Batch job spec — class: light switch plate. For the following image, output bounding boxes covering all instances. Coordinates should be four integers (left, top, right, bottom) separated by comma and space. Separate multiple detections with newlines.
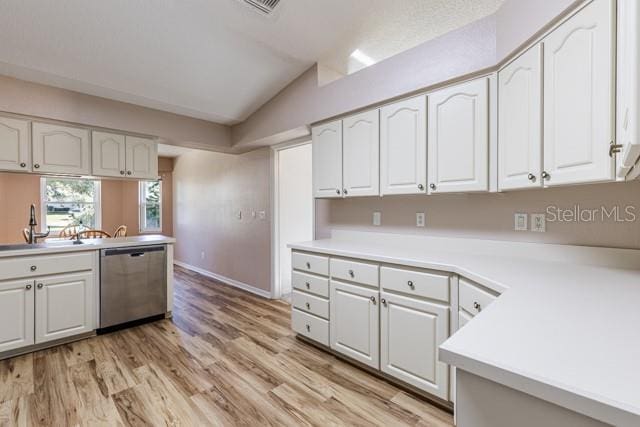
514, 213, 528, 231
258, 210, 266, 220
531, 213, 546, 232
416, 212, 425, 227
373, 211, 381, 226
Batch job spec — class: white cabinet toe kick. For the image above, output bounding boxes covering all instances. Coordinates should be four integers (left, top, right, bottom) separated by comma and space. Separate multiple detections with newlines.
290, 249, 494, 405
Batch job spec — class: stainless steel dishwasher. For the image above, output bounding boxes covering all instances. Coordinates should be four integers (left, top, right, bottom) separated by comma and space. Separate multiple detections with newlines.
99, 245, 167, 332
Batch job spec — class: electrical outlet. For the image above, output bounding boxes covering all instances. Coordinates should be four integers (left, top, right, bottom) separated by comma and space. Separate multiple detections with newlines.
531, 213, 546, 232
372, 211, 381, 226
416, 212, 425, 227
514, 213, 528, 231
258, 210, 266, 220
200, 251, 205, 260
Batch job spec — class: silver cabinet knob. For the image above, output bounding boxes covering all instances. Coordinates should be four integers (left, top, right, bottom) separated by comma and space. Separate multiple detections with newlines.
20, 162, 26, 168
305, 324, 310, 332
120, 170, 125, 175
348, 269, 354, 278
343, 188, 348, 195
418, 184, 424, 190
527, 173, 536, 182
305, 302, 310, 309
370, 296, 376, 304
305, 282, 310, 289
336, 189, 341, 195
541, 171, 550, 180
37, 283, 44, 289
430, 183, 436, 190
127, 171, 132, 176
473, 301, 481, 311
306, 262, 311, 269
30, 265, 37, 272
34, 164, 40, 169
26, 284, 32, 290
609, 142, 623, 157
407, 280, 414, 289
381, 298, 387, 306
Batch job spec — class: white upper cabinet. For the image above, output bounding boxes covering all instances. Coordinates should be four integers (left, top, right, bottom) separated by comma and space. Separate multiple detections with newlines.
428, 78, 489, 193
342, 110, 380, 197
0, 116, 31, 172
380, 96, 427, 195
312, 120, 343, 198
542, 0, 614, 186
32, 122, 90, 175
380, 292, 450, 400
125, 136, 158, 179
92, 131, 126, 178
498, 45, 543, 190
0, 279, 34, 353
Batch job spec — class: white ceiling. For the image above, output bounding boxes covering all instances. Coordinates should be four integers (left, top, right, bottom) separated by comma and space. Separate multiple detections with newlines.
0, 0, 503, 125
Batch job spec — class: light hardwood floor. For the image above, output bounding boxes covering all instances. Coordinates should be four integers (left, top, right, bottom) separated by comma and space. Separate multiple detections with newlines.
0, 265, 454, 426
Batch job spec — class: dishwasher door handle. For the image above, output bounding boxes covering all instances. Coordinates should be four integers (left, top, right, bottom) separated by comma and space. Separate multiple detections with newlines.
130, 253, 145, 257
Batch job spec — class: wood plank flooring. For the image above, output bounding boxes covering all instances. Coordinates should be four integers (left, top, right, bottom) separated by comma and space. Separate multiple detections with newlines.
0, 265, 454, 426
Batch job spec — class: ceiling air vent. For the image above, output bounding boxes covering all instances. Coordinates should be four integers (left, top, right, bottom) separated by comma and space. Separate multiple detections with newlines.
242, 0, 281, 15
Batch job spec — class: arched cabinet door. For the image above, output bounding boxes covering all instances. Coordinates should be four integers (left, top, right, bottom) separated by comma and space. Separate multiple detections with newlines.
312, 120, 343, 198
428, 78, 489, 193
126, 136, 158, 179
0, 116, 31, 172
92, 131, 126, 178
498, 44, 543, 191
380, 96, 427, 195
542, 0, 614, 186
32, 122, 90, 175
343, 109, 379, 197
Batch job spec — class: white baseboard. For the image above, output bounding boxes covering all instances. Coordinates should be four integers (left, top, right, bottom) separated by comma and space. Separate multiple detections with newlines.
174, 260, 273, 299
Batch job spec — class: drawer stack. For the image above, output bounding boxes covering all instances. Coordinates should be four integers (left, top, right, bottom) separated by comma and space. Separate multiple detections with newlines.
290, 252, 330, 345
458, 277, 498, 328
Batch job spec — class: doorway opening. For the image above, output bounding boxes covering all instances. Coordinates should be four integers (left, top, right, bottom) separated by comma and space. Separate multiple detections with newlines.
272, 141, 313, 300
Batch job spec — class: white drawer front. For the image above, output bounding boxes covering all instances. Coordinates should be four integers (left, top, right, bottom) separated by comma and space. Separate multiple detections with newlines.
458, 309, 473, 329
292, 308, 329, 346
459, 277, 498, 316
380, 266, 450, 302
292, 252, 329, 276
291, 271, 329, 298
330, 258, 379, 287
292, 290, 329, 319
0, 252, 94, 281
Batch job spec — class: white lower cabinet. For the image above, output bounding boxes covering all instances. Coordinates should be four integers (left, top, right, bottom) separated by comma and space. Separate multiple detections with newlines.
380, 292, 450, 400
330, 280, 379, 369
35, 272, 95, 344
0, 279, 35, 352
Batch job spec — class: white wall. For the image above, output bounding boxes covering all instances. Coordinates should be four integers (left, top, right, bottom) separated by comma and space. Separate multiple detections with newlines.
277, 144, 313, 295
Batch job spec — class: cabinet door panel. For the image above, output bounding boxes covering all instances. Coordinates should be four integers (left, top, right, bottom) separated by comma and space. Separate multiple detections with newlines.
498, 45, 543, 190
381, 292, 449, 400
35, 272, 94, 344
380, 96, 427, 195
0, 116, 30, 172
543, 0, 614, 186
92, 131, 126, 177
343, 110, 379, 197
32, 122, 90, 175
312, 121, 343, 198
0, 280, 34, 353
126, 136, 157, 179
330, 280, 379, 368
428, 78, 489, 193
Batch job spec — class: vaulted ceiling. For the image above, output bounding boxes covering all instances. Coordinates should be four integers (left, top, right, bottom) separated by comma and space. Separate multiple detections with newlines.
0, 0, 503, 125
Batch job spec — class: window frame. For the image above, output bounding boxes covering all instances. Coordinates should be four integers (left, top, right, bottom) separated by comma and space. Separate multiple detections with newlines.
138, 180, 162, 233
40, 177, 102, 235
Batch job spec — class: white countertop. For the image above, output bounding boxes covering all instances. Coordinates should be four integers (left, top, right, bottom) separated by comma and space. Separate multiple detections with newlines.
0, 235, 175, 258
289, 232, 640, 426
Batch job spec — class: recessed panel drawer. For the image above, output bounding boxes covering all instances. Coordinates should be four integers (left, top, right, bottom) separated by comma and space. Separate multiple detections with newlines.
291, 271, 329, 298
292, 290, 329, 319
292, 252, 329, 276
380, 266, 450, 302
292, 308, 329, 346
0, 252, 94, 281
330, 258, 379, 287
459, 277, 498, 316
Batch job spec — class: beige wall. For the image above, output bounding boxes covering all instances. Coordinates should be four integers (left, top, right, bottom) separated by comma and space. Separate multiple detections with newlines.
0, 157, 174, 243
318, 181, 640, 250
172, 148, 272, 292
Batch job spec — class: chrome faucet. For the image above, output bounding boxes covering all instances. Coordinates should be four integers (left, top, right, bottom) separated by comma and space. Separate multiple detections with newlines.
27, 204, 49, 244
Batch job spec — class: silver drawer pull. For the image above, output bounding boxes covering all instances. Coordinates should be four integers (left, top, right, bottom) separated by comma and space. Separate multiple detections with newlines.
381, 298, 387, 306
30, 265, 37, 272
348, 269, 354, 278
305, 302, 310, 309
37, 283, 43, 289
473, 301, 481, 311
306, 262, 311, 269
305, 282, 310, 289
370, 296, 376, 304
25, 284, 32, 290
407, 280, 414, 289
305, 324, 311, 332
